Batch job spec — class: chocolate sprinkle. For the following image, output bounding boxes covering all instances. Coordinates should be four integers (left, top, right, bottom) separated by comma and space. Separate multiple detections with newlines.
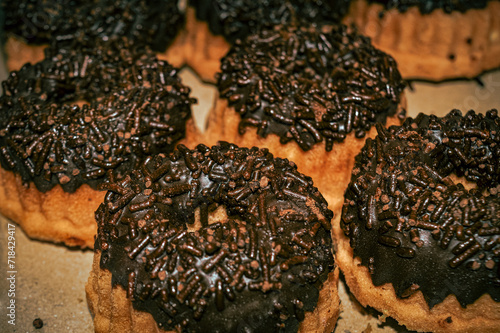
96, 142, 334, 332
3, 0, 183, 52
217, 23, 405, 151
190, 0, 351, 43
0, 36, 195, 193
342, 109, 500, 308
366, 0, 497, 14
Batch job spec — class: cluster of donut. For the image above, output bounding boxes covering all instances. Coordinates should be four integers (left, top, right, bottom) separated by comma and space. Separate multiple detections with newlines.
1, 1, 499, 332
5, 0, 500, 80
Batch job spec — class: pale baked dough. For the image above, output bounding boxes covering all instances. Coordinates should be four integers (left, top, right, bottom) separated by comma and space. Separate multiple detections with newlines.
0, 167, 101, 248
182, 7, 231, 83
343, 0, 500, 81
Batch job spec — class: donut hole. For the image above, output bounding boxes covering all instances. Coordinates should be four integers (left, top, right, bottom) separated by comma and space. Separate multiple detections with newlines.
447, 174, 478, 191
189, 204, 229, 233
73, 100, 90, 108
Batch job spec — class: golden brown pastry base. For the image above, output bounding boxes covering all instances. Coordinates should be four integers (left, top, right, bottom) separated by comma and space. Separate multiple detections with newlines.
183, 7, 230, 83
86, 250, 339, 333
0, 119, 199, 248
332, 215, 500, 333
344, 0, 500, 81
203, 97, 405, 219
0, 167, 101, 248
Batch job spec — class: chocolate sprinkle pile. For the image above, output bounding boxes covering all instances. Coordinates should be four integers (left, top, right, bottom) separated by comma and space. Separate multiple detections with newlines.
96, 143, 334, 332
3, 0, 183, 51
367, 0, 496, 14
342, 110, 500, 308
218, 23, 405, 152
190, 0, 351, 43
0, 37, 195, 193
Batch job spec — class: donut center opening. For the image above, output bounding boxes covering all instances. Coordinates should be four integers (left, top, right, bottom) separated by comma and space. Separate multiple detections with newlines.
447, 174, 478, 191
189, 205, 229, 233
74, 100, 90, 108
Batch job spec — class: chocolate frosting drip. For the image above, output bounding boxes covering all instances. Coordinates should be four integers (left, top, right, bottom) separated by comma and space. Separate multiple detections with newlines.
218, 23, 405, 152
96, 143, 334, 332
342, 109, 500, 308
190, 0, 351, 43
366, 0, 497, 14
0, 37, 195, 193
2, 0, 183, 51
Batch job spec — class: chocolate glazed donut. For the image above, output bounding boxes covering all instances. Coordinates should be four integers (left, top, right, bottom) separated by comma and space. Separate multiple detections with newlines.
0, 36, 196, 247
338, 110, 500, 332
87, 143, 339, 333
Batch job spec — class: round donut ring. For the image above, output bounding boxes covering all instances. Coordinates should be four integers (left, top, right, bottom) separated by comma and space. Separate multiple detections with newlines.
0, 36, 196, 247
87, 142, 339, 333
338, 110, 500, 332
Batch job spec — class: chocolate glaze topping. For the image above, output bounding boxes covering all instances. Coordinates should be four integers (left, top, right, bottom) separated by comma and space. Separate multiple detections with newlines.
96, 143, 334, 332
0, 37, 195, 193
342, 110, 500, 308
3, 0, 183, 51
218, 23, 405, 152
190, 0, 351, 43
366, 0, 496, 14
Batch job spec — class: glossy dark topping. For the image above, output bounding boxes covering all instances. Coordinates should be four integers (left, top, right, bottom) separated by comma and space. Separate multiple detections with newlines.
341, 109, 500, 308
218, 23, 405, 152
0, 37, 195, 193
366, 0, 496, 14
2, 0, 183, 51
190, 0, 351, 43
96, 143, 334, 332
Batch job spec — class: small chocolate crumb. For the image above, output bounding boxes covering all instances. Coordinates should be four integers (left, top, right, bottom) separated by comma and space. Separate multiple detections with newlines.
33, 318, 43, 329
